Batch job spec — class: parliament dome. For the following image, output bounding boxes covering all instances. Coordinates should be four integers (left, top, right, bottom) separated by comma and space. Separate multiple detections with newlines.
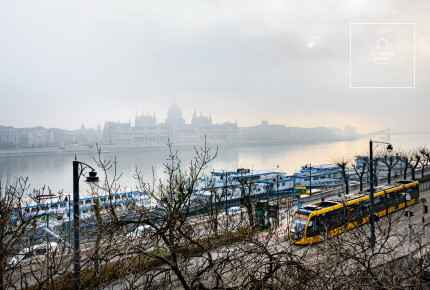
166, 103, 185, 126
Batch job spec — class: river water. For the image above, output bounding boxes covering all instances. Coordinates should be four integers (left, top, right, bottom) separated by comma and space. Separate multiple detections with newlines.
1, 133, 429, 194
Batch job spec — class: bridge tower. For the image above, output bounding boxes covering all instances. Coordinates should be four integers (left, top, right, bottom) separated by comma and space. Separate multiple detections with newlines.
386, 127, 391, 143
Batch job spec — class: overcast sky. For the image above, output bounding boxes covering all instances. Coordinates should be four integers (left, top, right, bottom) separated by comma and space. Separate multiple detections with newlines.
0, 0, 429, 133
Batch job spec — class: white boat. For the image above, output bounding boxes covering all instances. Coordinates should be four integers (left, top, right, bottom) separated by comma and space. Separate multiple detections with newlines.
13, 189, 153, 227
293, 164, 344, 188
194, 168, 295, 202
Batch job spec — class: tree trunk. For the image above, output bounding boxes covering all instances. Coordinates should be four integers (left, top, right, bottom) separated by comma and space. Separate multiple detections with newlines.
93, 200, 102, 277
210, 193, 218, 237
345, 180, 349, 195
387, 168, 391, 184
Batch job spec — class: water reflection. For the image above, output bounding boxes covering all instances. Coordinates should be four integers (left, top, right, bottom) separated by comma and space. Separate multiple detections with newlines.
1, 133, 429, 194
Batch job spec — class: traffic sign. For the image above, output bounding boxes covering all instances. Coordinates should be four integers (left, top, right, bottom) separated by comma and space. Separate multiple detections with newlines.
421, 198, 427, 204
404, 210, 414, 217
298, 201, 302, 209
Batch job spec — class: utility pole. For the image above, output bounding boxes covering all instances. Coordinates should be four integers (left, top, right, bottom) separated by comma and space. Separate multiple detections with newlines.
369, 139, 393, 248
369, 140, 376, 248
407, 193, 412, 243
408, 209, 412, 243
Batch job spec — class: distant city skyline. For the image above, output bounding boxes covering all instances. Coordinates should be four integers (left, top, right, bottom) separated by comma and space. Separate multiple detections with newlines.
0, 103, 360, 133
0, 103, 360, 150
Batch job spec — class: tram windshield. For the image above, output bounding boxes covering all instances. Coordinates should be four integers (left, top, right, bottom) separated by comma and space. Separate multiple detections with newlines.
291, 212, 309, 234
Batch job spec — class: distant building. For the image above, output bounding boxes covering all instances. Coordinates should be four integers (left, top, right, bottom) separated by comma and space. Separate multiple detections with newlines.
239, 121, 345, 143
0, 104, 358, 150
103, 104, 239, 146
135, 111, 157, 127
344, 125, 359, 140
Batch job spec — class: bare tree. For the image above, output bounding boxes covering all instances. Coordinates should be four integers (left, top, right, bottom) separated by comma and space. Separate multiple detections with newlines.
380, 153, 399, 184
125, 140, 222, 289
90, 145, 124, 277
351, 155, 368, 192
14, 143, 430, 289
332, 155, 351, 194
419, 146, 430, 178
1, 177, 69, 290
0, 176, 36, 290
410, 150, 421, 180
237, 175, 257, 228
398, 150, 413, 180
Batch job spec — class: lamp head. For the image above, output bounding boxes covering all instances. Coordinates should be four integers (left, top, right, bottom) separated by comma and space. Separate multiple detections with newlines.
386, 144, 393, 153
86, 170, 99, 183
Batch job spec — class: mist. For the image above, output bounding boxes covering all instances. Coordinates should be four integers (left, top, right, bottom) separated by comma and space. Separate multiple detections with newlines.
0, 0, 429, 133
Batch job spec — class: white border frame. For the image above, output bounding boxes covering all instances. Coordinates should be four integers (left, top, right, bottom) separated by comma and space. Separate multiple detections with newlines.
350, 23, 415, 89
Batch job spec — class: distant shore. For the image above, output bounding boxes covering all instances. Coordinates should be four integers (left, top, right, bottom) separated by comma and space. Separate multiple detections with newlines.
0, 138, 357, 157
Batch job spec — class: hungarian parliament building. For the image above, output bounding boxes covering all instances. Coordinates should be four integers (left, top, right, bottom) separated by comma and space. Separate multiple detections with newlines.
0, 104, 357, 149
104, 104, 239, 145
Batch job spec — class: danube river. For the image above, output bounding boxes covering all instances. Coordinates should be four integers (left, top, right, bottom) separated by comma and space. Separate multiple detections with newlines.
1, 133, 430, 194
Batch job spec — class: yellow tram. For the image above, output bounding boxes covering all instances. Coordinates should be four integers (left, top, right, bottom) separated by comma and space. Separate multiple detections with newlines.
290, 180, 420, 245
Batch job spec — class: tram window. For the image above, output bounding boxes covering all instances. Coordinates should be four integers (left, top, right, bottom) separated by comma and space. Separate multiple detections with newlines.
306, 217, 319, 237
374, 197, 384, 212
347, 205, 359, 221
390, 192, 397, 206
317, 215, 330, 233
411, 186, 419, 199
323, 212, 338, 230
336, 209, 347, 227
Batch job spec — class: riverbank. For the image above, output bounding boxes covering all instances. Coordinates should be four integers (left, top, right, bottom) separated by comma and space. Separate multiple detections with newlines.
0, 138, 357, 157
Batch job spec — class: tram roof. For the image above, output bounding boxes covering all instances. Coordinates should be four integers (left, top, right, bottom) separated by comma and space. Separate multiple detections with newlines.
297, 180, 419, 215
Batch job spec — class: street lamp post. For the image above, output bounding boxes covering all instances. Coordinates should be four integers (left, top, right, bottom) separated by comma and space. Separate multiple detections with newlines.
369, 139, 393, 248
223, 171, 228, 215
73, 157, 99, 290
304, 164, 312, 194
274, 174, 282, 227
